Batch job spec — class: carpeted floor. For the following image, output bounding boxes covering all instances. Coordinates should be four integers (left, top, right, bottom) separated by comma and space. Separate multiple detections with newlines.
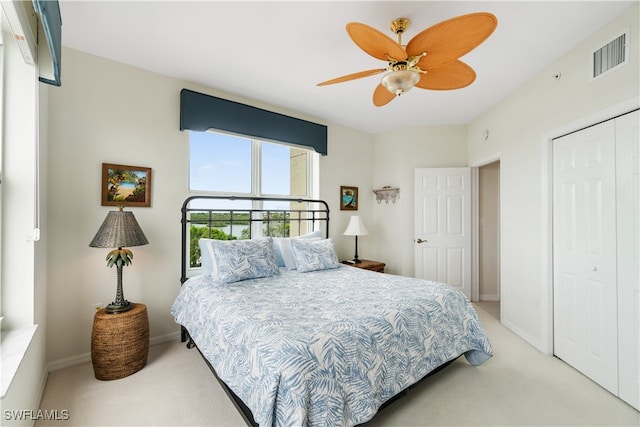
36, 303, 639, 426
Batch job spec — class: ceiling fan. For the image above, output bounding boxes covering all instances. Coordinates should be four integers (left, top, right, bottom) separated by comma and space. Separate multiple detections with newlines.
317, 12, 498, 106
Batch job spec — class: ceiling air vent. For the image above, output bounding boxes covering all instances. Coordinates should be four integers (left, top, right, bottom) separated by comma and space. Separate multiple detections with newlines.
592, 30, 629, 80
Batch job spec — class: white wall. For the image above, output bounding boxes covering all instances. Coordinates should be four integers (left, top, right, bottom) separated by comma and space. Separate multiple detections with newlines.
371, 126, 468, 276
45, 48, 375, 366
467, 4, 639, 352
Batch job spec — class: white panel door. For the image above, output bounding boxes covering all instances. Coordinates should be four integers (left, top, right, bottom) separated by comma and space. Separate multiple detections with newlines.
615, 110, 639, 410
553, 120, 618, 395
415, 168, 471, 297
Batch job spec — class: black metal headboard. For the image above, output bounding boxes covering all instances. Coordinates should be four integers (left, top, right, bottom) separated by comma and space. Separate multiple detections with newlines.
180, 195, 330, 284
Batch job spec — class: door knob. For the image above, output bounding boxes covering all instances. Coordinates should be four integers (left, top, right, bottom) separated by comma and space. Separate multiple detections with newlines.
415, 238, 428, 244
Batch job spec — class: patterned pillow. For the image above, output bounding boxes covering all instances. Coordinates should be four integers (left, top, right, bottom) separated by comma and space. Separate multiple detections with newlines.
290, 238, 341, 273
212, 237, 280, 284
273, 229, 322, 269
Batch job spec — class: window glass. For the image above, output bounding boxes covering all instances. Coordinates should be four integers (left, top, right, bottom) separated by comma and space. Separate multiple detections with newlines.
189, 130, 311, 196
189, 131, 251, 193
261, 141, 289, 195
261, 142, 308, 196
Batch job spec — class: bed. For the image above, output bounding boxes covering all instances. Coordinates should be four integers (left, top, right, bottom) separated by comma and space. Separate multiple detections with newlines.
171, 196, 493, 426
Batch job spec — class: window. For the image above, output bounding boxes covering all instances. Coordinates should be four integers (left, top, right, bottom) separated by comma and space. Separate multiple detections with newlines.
0, 11, 40, 330
189, 130, 311, 197
0, 14, 43, 399
187, 130, 318, 270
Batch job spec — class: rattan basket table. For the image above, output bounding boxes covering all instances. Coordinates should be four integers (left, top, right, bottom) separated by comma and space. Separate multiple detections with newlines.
91, 303, 149, 380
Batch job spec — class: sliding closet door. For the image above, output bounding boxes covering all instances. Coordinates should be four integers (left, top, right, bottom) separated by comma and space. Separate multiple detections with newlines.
615, 110, 639, 410
553, 119, 618, 395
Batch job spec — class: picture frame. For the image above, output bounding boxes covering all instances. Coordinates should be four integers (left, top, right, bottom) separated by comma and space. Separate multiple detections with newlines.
340, 186, 358, 211
101, 163, 152, 207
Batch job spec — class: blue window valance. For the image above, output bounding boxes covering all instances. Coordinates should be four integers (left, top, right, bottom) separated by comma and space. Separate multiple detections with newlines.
180, 89, 327, 156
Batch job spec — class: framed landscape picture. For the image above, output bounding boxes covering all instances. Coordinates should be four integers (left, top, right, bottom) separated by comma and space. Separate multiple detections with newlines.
101, 163, 152, 207
340, 186, 358, 210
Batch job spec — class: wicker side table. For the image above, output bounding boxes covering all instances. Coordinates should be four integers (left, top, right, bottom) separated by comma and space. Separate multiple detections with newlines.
91, 303, 149, 380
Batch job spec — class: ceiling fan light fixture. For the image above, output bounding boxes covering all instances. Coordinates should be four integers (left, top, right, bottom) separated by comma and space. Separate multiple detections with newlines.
319, 13, 497, 106
381, 70, 420, 95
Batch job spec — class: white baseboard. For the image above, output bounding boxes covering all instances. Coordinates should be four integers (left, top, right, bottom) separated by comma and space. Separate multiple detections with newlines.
502, 317, 546, 354
47, 352, 91, 372
47, 331, 182, 372
36, 363, 49, 417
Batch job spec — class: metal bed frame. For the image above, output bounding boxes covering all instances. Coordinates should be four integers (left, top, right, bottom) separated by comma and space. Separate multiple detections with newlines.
179, 195, 330, 426
177, 195, 456, 426
180, 195, 330, 284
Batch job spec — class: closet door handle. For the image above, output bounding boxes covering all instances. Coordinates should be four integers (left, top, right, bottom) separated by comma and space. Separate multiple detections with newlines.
415, 238, 428, 244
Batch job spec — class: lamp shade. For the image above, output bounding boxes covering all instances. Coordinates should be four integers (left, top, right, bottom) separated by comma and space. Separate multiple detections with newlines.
381, 70, 420, 96
89, 210, 149, 248
343, 216, 369, 236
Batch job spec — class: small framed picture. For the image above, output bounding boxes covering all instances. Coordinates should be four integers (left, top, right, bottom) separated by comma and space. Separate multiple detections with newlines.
101, 163, 152, 207
340, 186, 358, 211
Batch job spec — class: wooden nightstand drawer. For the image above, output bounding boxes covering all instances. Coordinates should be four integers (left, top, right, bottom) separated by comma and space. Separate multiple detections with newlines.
342, 259, 385, 273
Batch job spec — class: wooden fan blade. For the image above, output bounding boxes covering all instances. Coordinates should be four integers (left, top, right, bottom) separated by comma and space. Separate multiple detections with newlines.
317, 69, 386, 86
346, 22, 406, 61
415, 60, 476, 90
406, 12, 497, 69
373, 84, 396, 107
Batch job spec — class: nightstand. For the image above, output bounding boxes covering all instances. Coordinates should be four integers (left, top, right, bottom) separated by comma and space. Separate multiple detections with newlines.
342, 259, 385, 273
91, 303, 149, 380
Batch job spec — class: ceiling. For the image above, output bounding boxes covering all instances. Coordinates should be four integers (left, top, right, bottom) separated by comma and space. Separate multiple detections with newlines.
58, 1, 636, 134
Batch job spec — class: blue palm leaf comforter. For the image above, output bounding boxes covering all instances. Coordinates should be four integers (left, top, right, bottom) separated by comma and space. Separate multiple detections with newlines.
171, 266, 492, 426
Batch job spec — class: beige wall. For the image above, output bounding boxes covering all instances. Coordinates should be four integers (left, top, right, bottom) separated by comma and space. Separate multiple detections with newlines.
46, 48, 185, 365
479, 161, 500, 300
320, 124, 374, 258
371, 126, 468, 276
467, 4, 639, 352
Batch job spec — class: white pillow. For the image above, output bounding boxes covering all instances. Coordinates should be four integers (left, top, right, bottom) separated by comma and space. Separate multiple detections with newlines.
198, 238, 219, 280
290, 238, 341, 273
272, 229, 322, 269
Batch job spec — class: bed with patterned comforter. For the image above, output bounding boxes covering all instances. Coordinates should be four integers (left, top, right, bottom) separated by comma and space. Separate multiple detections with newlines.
171, 264, 492, 427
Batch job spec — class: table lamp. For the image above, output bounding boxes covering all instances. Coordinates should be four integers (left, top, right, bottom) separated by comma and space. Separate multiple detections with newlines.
343, 215, 368, 263
89, 206, 149, 313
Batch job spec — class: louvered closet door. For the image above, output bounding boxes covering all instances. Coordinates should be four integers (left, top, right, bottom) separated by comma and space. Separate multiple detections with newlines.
553, 120, 618, 395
